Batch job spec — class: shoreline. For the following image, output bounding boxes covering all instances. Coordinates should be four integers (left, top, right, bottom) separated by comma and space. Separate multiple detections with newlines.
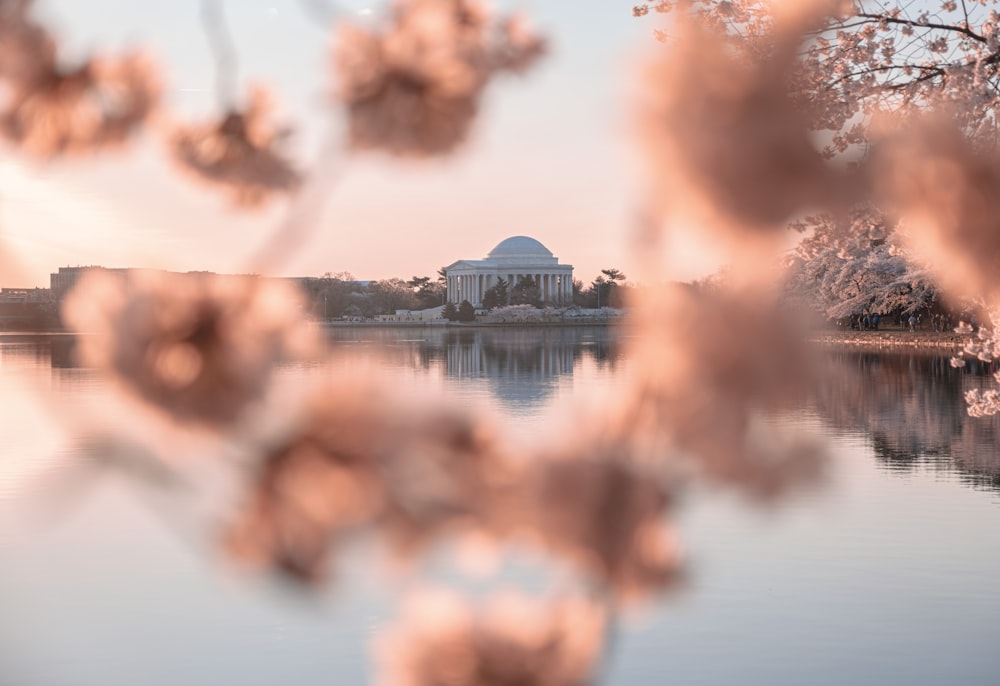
1, 324, 974, 352
809, 329, 967, 353
321, 320, 617, 329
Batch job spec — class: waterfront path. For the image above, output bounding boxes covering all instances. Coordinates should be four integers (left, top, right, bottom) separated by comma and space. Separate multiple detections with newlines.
810, 329, 968, 352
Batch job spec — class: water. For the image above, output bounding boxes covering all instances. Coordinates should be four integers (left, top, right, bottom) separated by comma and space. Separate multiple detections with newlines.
1, 330, 998, 686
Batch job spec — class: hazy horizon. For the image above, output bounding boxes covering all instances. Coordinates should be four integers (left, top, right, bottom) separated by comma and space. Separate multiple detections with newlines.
0, 0, 722, 291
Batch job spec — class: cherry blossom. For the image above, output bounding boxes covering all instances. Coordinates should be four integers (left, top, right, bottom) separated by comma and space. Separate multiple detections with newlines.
510, 454, 682, 599
376, 591, 604, 686
62, 269, 318, 428
634, 2, 857, 241
223, 374, 510, 583
170, 87, 301, 207
332, 0, 546, 157
785, 206, 940, 320
618, 283, 826, 499
0, 1, 159, 157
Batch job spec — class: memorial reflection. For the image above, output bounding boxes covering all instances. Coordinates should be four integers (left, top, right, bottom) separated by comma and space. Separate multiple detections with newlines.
441, 328, 619, 408
816, 351, 1000, 491
324, 325, 620, 409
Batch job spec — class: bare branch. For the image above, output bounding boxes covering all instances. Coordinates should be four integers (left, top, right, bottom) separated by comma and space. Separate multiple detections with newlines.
200, 0, 238, 109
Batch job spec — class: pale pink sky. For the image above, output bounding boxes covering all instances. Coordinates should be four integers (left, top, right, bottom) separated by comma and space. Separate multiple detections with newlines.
0, 0, 719, 289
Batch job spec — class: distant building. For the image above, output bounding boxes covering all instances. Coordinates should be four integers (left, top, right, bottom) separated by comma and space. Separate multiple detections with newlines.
48, 267, 315, 318
50, 266, 309, 301
444, 236, 573, 307
374, 306, 446, 322
0, 287, 51, 303
50, 266, 128, 300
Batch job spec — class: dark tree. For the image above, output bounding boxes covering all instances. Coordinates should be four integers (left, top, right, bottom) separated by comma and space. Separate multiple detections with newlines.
482, 277, 509, 310
369, 278, 418, 314
591, 269, 627, 308
510, 275, 542, 307
409, 275, 445, 309
601, 268, 626, 283
457, 300, 476, 322
320, 277, 357, 319
441, 300, 459, 321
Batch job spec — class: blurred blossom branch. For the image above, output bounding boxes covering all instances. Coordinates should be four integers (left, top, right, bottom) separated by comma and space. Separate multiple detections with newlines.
62, 269, 320, 428
635, 0, 1000, 417
169, 86, 304, 208
0, 0, 160, 157
376, 591, 606, 686
17, 0, 1000, 684
332, 0, 546, 157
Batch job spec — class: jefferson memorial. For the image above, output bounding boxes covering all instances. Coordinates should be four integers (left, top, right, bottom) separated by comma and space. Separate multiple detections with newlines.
444, 236, 574, 307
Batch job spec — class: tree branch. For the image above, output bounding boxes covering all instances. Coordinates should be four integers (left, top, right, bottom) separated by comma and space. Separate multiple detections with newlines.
855, 12, 986, 44
200, 0, 238, 109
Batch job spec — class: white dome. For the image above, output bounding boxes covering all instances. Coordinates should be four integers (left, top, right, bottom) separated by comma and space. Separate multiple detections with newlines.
487, 236, 554, 259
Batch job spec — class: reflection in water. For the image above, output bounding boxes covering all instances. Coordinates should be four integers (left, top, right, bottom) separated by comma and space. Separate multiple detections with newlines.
8, 328, 623, 412
1, 333, 999, 686
0, 333, 78, 370
443, 328, 618, 408
324, 326, 621, 409
6, 331, 998, 490
816, 350, 1000, 491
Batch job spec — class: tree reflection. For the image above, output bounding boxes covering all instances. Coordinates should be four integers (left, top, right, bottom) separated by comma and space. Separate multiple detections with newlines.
815, 351, 1000, 491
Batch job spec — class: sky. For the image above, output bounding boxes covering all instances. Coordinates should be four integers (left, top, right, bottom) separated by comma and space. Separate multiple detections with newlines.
0, 0, 718, 289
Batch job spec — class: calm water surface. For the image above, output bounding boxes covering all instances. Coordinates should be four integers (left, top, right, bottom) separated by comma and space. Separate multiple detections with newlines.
1, 329, 998, 686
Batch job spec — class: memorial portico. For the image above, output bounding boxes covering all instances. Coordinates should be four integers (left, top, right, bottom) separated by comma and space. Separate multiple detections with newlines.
444, 236, 574, 307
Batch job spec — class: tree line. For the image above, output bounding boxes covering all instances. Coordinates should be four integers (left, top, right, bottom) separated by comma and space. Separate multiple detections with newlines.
301, 268, 632, 320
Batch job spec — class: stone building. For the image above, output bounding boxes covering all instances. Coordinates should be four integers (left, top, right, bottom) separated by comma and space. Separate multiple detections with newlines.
443, 236, 573, 307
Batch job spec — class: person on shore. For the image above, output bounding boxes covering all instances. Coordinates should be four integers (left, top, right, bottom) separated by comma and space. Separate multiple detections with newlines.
908, 314, 916, 332
862, 314, 870, 330
872, 313, 879, 331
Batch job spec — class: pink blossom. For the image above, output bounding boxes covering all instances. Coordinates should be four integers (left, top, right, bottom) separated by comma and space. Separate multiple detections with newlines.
510, 454, 682, 599
619, 283, 825, 498
0, 6, 159, 157
223, 377, 508, 583
376, 591, 604, 686
62, 269, 317, 428
170, 88, 301, 208
873, 114, 1000, 304
634, 5, 851, 238
332, 0, 546, 157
